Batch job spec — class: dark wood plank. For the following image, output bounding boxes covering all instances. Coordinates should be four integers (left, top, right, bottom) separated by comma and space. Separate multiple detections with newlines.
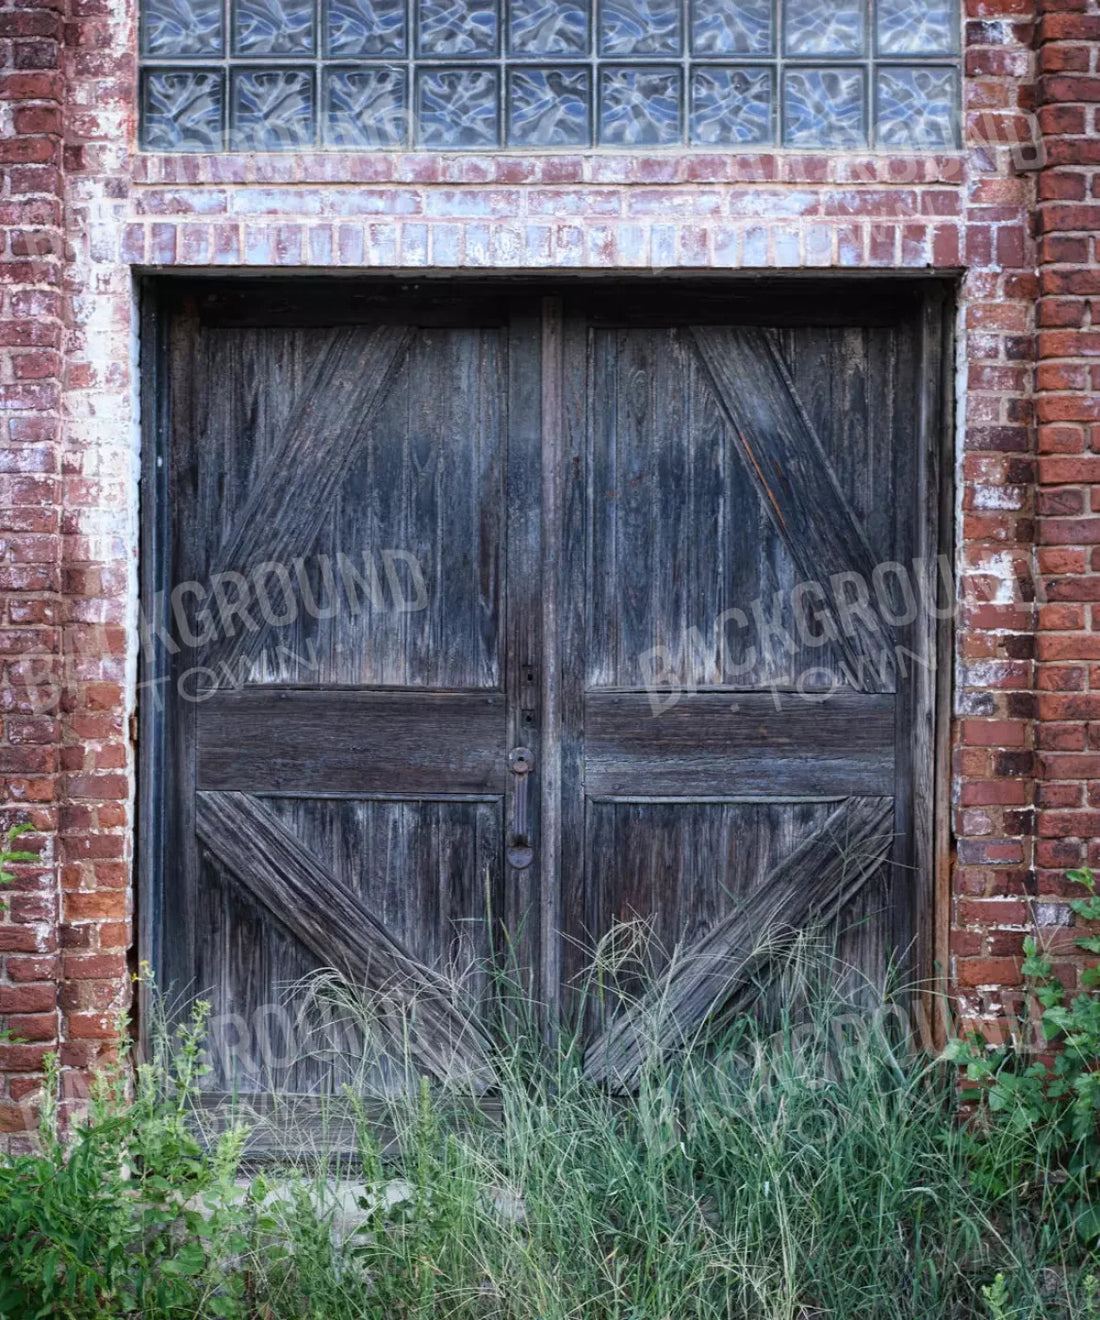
886, 305, 925, 974
580, 798, 838, 1038
195, 789, 495, 1088
161, 300, 207, 1005
690, 325, 897, 692
196, 688, 507, 794
918, 287, 952, 1012
562, 278, 926, 327
583, 795, 895, 1087
584, 690, 895, 798
137, 281, 172, 1045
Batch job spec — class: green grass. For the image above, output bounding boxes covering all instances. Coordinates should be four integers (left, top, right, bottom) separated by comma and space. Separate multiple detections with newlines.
2, 940, 1099, 1319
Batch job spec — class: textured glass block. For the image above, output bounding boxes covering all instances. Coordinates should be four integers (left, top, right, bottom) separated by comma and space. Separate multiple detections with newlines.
509, 0, 588, 56
233, 0, 315, 54
599, 66, 681, 145
142, 69, 225, 150
690, 0, 771, 56
508, 67, 589, 145
782, 66, 865, 145
876, 0, 954, 54
142, 0, 223, 57
327, 0, 406, 55
231, 68, 316, 148
416, 68, 499, 146
876, 66, 957, 148
324, 66, 408, 145
417, 0, 498, 55
690, 66, 772, 144
784, 0, 863, 56
599, 0, 680, 56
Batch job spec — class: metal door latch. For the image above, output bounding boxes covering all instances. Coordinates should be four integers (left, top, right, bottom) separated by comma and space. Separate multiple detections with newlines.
507, 745, 534, 870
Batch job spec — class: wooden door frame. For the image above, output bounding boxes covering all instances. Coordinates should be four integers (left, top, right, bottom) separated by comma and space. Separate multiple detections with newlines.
136, 272, 956, 1059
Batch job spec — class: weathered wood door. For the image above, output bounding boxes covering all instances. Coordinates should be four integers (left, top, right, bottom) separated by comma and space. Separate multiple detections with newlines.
142, 280, 947, 1097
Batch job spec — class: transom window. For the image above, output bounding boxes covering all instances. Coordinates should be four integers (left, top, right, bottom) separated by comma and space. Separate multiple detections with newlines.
139, 0, 960, 151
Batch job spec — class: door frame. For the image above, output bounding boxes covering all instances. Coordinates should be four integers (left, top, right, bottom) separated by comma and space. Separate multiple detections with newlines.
136, 272, 956, 1059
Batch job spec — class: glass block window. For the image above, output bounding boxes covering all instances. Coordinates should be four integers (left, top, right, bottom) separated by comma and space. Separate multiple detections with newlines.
139, 0, 960, 150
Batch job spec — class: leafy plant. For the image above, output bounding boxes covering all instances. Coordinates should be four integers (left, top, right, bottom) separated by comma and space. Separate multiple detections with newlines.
943, 867, 1100, 1247
0, 1000, 253, 1319
982, 1272, 1011, 1320
0, 822, 38, 1048
0, 820, 37, 907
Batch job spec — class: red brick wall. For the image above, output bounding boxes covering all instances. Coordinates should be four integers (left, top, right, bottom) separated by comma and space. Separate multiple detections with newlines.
53, 0, 137, 1123
1033, 0, 1100, 981
1, 0, 1099, 1135
948, 0, 1100, 1034
948, 2, 1042, 1031
0, 0, 64, 1137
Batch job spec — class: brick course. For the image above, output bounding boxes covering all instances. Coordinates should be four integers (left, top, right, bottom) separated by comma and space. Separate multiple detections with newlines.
0, 0, 1097, 1136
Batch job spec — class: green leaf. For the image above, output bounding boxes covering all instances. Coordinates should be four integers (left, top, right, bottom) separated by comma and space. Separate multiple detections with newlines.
1077, 1205, 1100, 1242
938, 1037, 978, 1064
161, 1240, 207, 1276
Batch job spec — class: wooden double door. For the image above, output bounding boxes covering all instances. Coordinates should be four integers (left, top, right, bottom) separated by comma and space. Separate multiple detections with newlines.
142, 279, 948, 1095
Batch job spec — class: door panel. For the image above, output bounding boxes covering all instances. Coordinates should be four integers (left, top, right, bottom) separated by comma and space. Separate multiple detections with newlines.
155, 299, 539, 1094
194, 796, 503, 1094
557, 293, 939, 1077
144, 280, 944, 1102
586, 325, 877, 692
582, 796, 842, 1019
581, 795, 895, 1086
194, 324, 504, 689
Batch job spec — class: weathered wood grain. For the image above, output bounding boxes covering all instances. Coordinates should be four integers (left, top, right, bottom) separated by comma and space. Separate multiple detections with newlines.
196, 688, 507, 794
201, 324, 412, 680
690, 325, 897, 692
196, 789, 495, 1089
582, 795, 895, 1088
195, 794, 504, 1097
584, 690, 895, 798
249, 326, 506, 689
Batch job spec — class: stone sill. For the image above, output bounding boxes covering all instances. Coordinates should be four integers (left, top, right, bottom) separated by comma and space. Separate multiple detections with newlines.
132, 150, 968, 189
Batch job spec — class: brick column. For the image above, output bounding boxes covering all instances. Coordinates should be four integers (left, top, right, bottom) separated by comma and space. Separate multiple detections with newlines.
55, 0, 136, 1105
0, 0, 64, 1143
1034, 0, 1100, 975
949, 2, 1040, 1032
